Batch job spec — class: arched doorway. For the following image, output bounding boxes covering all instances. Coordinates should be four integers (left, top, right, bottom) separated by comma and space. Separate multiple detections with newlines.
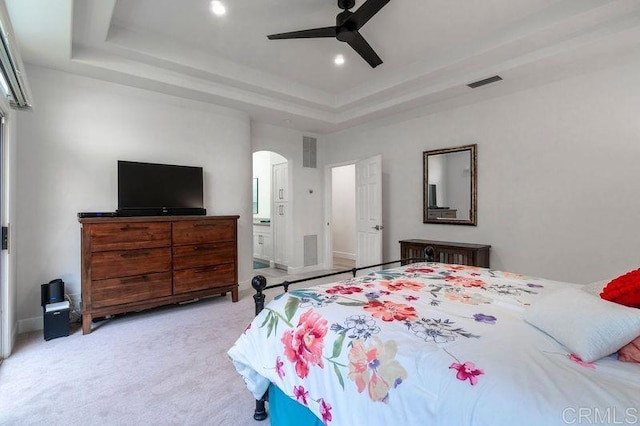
252, 151, 288, 273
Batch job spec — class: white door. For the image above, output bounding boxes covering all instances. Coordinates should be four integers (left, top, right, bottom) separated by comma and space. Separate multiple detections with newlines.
355, 155, 383, 267
273, 162, 288, 202
252, 228, 262, 259
273, 202, 287, 265
272, 161, 288, 267
262, 231, 273, 260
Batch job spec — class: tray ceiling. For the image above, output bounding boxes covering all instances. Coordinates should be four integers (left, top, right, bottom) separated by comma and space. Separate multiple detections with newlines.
7, 0, 640, 133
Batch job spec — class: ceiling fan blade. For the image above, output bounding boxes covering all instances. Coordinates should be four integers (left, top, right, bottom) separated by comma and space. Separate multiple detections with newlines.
347, 31, 383, 68
267, 26, 337, 40
347, 0, 391, 30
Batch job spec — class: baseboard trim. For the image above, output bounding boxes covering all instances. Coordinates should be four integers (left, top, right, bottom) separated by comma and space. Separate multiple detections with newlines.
18, 316, 42, 334
238, 278, 252, 291
287, 264, 325, 275
4, 322, 18, 358
17, 294, 83, 336
333, 251, 355, 261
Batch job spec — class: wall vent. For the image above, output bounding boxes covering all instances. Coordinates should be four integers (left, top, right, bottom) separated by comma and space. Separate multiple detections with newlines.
467, 75, 503, 89
303, 234, 318, 266
303, 136, 317, 168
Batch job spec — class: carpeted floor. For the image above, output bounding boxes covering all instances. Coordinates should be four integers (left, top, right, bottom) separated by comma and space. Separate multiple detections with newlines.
0, 269, 354, 426
0, 289, 268, 426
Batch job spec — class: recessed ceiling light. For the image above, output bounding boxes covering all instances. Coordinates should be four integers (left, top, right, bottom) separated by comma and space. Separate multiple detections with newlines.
210, 0, 226, 16
334, 54, 345, 66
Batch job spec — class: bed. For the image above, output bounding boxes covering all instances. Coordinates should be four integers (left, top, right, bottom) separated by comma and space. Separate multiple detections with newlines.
228, 261, 640, 425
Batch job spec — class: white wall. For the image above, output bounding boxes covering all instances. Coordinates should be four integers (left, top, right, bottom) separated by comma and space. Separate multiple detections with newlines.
321, 56, 640, 284
331, 165, 355, 259
15, 66, 252, 332
251, 122, 323, 273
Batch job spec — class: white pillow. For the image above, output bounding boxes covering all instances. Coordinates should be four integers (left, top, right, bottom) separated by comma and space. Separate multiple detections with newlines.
523, 287, 640, 362
581, 280, 608, 296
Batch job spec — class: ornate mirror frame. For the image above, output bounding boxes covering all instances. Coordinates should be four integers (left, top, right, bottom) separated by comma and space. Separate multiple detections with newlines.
423, 144, 477, 226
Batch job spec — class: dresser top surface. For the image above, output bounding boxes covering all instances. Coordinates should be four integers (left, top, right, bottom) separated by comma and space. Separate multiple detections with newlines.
399, 239, 491, 249
79, 215, 240, 224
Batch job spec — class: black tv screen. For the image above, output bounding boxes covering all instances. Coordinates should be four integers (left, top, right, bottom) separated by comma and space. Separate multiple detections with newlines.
428, 184, 437, 208
118, 161, 204, 213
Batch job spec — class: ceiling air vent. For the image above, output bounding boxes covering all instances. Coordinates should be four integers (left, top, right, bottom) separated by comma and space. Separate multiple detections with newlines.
467, 75, 503, 89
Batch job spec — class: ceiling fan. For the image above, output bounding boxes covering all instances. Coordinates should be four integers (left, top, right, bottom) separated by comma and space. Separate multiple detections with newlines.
267, 0, 391, 68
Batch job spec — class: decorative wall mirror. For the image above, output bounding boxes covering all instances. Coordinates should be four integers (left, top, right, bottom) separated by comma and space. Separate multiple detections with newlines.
423, 144, 477, 225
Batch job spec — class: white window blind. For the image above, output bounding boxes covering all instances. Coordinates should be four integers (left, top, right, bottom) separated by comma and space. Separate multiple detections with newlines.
0, 1, 31, 110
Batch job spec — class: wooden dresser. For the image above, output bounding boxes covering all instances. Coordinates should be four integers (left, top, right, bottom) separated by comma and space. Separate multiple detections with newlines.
79, 215, 239, 334
426, 208, 458, 220
400, 239, 491, 267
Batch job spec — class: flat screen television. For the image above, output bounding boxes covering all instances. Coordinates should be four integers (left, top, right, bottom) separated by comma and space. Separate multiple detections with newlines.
117, 160, 205, 216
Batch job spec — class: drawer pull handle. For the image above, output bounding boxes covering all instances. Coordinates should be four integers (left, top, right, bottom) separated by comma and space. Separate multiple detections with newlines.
194, 246, 218, 252
120, 251, 150, 258
120, 226, 150, 231
121, 275, 149, 284
195, 266, 218, 274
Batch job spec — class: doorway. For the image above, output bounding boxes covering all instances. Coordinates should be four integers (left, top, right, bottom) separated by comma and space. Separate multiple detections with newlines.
330, 165, 356, 269
252, 151, 289, 274
325, 155, 383, 270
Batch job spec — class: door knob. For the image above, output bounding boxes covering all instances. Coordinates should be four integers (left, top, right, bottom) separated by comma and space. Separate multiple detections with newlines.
372, 225, 384, 231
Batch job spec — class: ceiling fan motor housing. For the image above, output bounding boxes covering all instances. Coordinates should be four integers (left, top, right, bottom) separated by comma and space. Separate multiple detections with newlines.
337, 24, 356, 42
266, 0, 389, 68
338, 0, 356, 10
337, 10, 353, 25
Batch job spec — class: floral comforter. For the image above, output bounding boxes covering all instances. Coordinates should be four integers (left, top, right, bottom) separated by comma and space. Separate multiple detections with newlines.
228, 263, 640, 426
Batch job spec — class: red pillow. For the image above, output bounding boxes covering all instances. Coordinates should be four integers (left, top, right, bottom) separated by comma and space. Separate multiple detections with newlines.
618, 336, 640, 363
600, 268, 640, 308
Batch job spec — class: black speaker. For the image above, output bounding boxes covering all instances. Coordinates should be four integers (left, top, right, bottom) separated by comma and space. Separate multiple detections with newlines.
41, 279, 69, 341
43, 305, 70, 341
41, 279, 64, 306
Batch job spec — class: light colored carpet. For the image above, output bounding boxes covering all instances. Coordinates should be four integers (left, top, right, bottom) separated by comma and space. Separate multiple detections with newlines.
0, 289, 268, 426
0, 270, 354, 426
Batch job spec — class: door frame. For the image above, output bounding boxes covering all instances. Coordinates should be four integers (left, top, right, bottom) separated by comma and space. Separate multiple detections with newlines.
0, 99, 16, 359
0, 110, 6, 359
271, 161, 289, 269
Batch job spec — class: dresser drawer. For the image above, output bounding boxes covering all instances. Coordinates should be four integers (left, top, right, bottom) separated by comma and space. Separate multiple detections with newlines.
89, 222, 171, 252
79, 215, 239, 335
172, 219, 235, 245
91, 272, 172, 309
427, 209, 458, 219
91, 248, 171, 280
173, 242, 235, 270
173, 263, 235, 294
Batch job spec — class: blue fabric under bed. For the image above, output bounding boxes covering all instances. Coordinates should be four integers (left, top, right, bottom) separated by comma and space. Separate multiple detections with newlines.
269, 383, 323, 426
